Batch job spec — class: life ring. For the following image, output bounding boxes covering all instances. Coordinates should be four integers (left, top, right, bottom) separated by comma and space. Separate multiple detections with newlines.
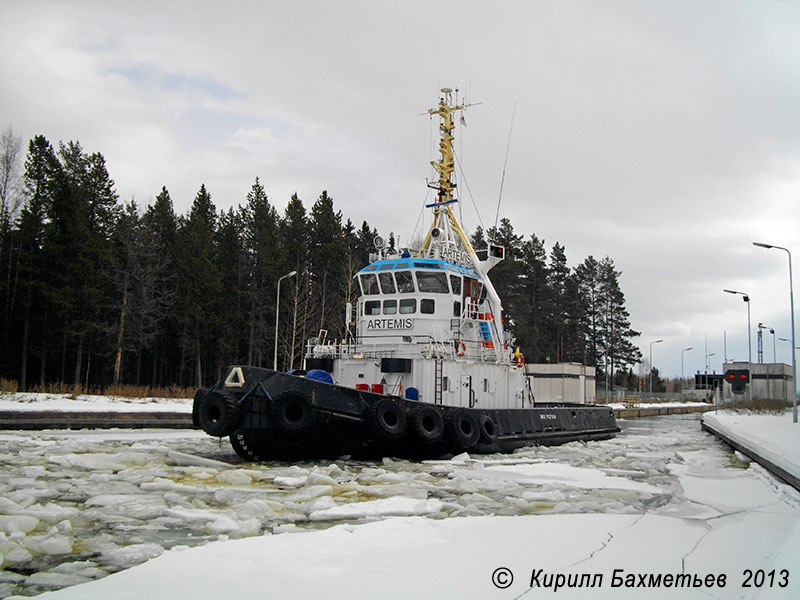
368, 398, 407, 441
270, 392, 315, 437
455, 340, 467, 357
198, 391, 241, 438
515, 351, 525, 369
411, 406, 445, 445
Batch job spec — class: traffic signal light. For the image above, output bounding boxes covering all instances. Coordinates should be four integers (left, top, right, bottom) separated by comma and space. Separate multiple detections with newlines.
724, 369, 750, 394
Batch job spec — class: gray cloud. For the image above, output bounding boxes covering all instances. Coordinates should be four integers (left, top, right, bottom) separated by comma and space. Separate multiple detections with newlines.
2, 0, 798, 378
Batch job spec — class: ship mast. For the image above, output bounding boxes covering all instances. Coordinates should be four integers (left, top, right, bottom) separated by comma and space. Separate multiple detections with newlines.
420, 88, 508, 364
419, 88, 476, 257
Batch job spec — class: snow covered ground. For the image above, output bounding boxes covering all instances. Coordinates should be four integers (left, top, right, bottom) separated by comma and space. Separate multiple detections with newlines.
0, 405, 797, 598
0, 393, 191, 414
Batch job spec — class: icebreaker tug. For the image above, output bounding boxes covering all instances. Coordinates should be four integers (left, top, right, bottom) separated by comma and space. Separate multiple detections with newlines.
193, 88, 619, 460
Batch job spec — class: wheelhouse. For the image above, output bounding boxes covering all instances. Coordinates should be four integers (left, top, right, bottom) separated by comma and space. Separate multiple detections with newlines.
353, 257, 494, 354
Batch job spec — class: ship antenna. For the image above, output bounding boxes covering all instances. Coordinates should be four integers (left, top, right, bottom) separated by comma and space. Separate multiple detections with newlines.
493, 101, 517, 232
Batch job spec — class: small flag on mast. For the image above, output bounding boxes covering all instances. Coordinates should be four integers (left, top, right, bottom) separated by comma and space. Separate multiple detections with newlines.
460, 113, 467, 126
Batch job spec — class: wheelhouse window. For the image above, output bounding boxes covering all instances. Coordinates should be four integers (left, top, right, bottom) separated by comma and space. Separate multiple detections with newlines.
399, 299, 416, 314
415, 271, 449, 293
450, 274, 462, 296
453, 300, 461, 317
420, 299, 435, 314
359, 273, 380, 295
395, 270, 415, 293
378, 272, 396, 294
383, 299, 397, 314
365, 300, 381, 315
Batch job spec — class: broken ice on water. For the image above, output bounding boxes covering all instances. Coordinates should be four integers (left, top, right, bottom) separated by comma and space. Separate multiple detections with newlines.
0, 415, 796, 597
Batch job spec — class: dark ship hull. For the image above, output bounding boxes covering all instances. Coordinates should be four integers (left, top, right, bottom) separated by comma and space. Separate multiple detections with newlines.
193, 366, 620, 461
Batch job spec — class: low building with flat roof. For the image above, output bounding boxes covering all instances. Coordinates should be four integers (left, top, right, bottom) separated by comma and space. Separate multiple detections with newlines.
722, 361, 793, 401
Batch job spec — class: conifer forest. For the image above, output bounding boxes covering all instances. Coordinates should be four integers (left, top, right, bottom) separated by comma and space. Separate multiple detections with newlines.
0, 132, 642, 392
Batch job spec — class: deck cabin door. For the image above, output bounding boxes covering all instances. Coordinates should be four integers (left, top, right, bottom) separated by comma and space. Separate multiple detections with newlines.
460, 373, 474, 408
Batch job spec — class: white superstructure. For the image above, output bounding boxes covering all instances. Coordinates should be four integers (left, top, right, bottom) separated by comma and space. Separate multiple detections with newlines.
306, 88, 533, 410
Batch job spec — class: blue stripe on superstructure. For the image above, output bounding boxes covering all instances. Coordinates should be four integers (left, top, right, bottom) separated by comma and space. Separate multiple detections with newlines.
357, 258, 479, 278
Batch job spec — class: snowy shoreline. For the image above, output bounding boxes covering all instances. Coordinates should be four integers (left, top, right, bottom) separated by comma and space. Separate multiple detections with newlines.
0, 393, 192, 414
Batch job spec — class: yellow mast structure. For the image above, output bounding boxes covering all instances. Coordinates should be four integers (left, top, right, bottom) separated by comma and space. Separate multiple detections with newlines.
419, 88, 476, 257
419, 87, 508, 363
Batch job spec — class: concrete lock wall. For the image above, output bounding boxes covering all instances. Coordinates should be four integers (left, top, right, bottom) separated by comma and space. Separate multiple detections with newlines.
527, 363, 596, 404
722, 361, 794, 401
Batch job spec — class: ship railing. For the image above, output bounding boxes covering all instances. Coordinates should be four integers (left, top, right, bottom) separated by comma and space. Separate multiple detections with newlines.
429, 327, 454, 360
457, 302, 511, 364
305, 333, 510, 364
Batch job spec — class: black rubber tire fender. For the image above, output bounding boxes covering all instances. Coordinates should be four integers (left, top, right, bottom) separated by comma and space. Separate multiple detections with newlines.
368, 398, 407, 441
270, 392, 315, 436
411, 405, 444, 445
478, 414, 498, 444
445, 409, 480, 450
198, 390, 241, 437
191, 387, 208, 429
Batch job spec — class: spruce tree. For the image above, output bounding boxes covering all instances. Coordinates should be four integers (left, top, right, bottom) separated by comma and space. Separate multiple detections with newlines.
242, 178, 281, 366
16, 135, 61, 389
142, 187, 179, 386
308, 191, 347, 337
516, 234, 549, 361
574, 256, 602, 369
598, 256, 642, 386
281, 193, 311, 368
176, 184, 221, 387
546, 243, 571, 363
215, 207, 247, 373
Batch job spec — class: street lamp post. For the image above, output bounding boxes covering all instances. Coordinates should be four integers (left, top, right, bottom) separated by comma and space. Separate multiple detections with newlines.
681, 347, 693, 387
274, 270, 298, 371
759, 324, 775, 400
754, 242, 797, 423
724, 289, 752, 403
705, 352, 716, 403
649, 339, 663, 394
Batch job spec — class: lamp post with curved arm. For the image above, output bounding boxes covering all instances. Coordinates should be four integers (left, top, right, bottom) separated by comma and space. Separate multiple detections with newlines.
649, 339, 663, 394
681, 346, 693, 387
274, 270, 297, 371
724, 289, 752, 403
754, 242, 796, 423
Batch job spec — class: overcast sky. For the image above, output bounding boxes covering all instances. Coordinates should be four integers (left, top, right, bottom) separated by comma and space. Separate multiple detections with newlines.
2, 1, 799, 381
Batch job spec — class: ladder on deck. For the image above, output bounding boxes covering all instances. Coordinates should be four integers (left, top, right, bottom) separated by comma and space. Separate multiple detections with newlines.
434, 359, 443, 405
